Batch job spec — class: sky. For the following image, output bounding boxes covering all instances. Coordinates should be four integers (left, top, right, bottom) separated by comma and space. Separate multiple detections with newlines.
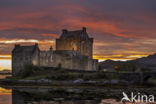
0, 0, 156, 70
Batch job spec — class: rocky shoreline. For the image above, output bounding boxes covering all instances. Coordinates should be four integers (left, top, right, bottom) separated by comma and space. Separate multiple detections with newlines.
0, 78, 143, 87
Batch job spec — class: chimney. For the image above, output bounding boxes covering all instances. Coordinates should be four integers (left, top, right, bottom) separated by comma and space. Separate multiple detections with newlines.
62, 29, 68, 34
82, 27, 86, 33
49, 46, 53, 52
15, 44, 20, 48
35, 43, 38, 45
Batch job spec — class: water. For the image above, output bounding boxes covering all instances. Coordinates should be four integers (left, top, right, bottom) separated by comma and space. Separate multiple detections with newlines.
0, 75, 156, 104
0, 74, 11, 79
0, 87, 12, 104
0, 86, 156, 104
1, 87, 122, 104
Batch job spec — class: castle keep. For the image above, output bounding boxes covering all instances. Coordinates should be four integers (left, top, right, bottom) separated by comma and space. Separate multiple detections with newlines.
56, 27, 93, 59
12, 27, 98, 76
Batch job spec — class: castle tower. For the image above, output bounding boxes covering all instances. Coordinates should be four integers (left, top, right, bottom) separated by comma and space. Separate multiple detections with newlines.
56, 27, 93, 58
12, 44, 40, 76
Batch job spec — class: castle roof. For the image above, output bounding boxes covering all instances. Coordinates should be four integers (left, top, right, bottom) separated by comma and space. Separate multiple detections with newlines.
12, 44, 39, 53
60, 27, 89, 38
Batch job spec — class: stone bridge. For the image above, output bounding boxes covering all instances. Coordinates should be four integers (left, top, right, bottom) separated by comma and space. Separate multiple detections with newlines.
119, 71, 156, 84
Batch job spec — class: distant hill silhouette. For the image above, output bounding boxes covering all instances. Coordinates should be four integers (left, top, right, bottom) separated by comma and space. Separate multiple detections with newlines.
130, 53, 156, 66
100, 53, 156, 71
0, 69, 11, 74
99, 60, 125, 71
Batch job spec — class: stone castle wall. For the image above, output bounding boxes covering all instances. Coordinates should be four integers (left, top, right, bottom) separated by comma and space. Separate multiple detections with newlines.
56, 27, 93, 59
12, 44, 40, 76
12, 28, 98, 76
56, 37, 93, 59
39, 50, 98, 71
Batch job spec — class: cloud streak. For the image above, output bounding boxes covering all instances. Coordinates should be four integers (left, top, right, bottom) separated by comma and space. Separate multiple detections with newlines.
0, 0, 155, 66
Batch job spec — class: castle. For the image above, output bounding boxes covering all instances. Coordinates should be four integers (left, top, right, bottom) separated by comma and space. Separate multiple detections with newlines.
12, 27, 98, 76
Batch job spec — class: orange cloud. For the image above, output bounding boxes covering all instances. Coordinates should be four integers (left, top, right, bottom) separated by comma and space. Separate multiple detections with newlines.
93, 55, 131, 61
0, 55, 11, 60
42, 33, 58, 38
0, 0, 155, 67
93, 54, 149, 61
0, 39, 39, 44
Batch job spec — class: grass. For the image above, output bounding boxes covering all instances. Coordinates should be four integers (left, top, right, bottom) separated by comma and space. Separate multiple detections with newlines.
24, 75, 47, 80
148, 78, 156, 85
11, 65, 121, 81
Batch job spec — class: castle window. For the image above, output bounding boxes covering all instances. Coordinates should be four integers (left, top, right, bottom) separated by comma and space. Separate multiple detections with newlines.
46, 59, 48, 63
72, 43, 77, 51
50, 55, 53, 62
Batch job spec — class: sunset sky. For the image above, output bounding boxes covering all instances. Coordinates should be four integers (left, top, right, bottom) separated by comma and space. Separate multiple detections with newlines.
0, 0, 156, 70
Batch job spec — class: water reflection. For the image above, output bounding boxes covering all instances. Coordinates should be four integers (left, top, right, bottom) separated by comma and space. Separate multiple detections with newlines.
0, 87, 123, 104
11, 87, 101, 104
12, 89, 98, 104
0, 86, 156, 104
0, 75, 11, 79
0, 87, 12, 104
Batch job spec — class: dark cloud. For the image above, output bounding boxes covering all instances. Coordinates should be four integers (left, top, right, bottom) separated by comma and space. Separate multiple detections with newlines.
0, 0, 155, 61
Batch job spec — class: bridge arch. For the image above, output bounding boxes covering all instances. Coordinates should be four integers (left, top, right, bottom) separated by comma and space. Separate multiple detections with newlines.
143, 76, 152, 82
143, 74, 156, 83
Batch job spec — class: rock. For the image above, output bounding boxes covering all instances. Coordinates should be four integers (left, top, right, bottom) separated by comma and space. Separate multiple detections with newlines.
17, 79, 52, 84
103, 80, 110, 84
66, 88, 84, 93
119, 80, 129, 84
100, 99, 121, 104
102, 80, 129, 85
37, 79, 52, 83
73, 79, 84, 84
87, 81, 97, 84
53, 98, 64, 101
110, 80, 119, 84
18, 80, 36, 83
